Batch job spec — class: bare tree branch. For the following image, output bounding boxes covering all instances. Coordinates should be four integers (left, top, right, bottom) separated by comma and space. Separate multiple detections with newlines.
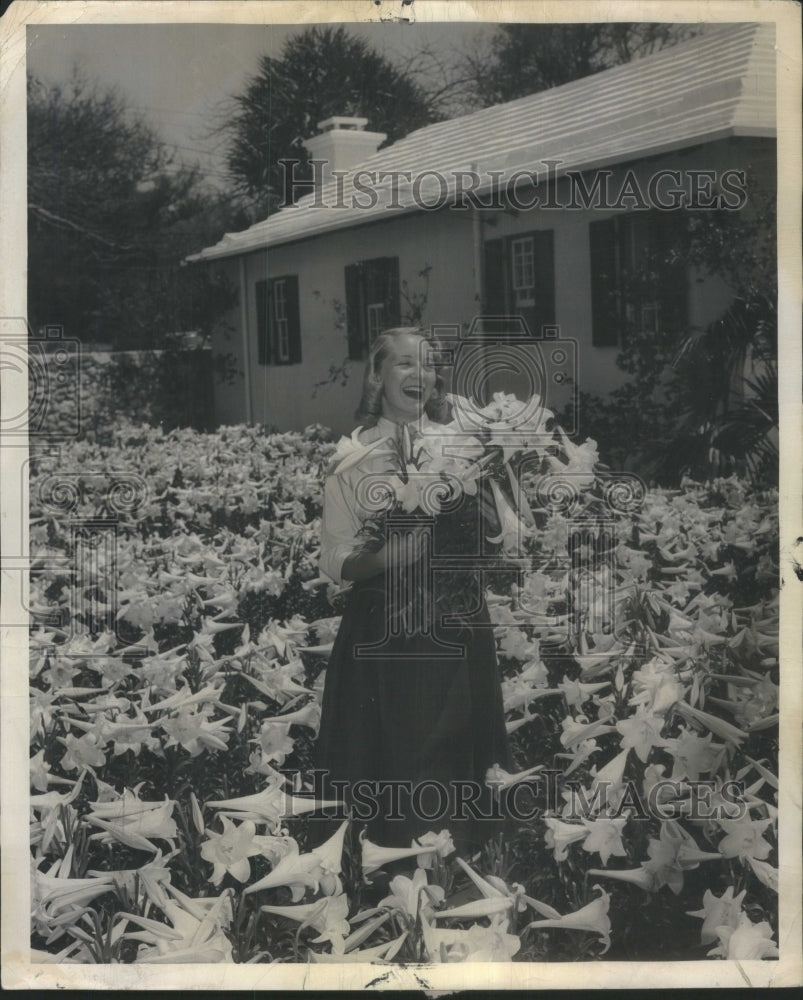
29, 202, 139, 253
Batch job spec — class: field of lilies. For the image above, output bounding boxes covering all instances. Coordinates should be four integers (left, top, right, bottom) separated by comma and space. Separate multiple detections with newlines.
28, 418, 780, 964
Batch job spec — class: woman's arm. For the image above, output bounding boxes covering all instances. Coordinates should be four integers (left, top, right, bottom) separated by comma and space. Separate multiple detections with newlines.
321, 457, 429, 583
319, 474, 366, 584
340, 546, 386, 581
341, 525, 429, 581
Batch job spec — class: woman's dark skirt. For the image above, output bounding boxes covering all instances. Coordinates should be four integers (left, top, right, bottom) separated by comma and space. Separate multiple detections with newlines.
315, 573, 512, 852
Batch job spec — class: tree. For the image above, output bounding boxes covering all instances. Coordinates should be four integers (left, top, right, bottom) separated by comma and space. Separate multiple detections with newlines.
220, 26, 442, 216
461, 23, 698, 108
668, 189, 778, 484
28, 70, 243, 349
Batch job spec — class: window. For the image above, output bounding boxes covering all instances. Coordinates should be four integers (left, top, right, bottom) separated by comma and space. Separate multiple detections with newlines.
366, 302, 386, 345
483, 230, 554, 335
344, 257, 400, 360
589, 212, 688, 347
255, 275, 301, 365
511, 237, 536, 306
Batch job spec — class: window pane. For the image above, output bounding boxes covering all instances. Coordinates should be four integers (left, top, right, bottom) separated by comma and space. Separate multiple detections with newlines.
367, 302, 384, 346
277, 319, 290, 360
640, 302, 661, 333
511, 237, 534, 290
345, 257, 399, 360
592, 211, 687, 345
274, 280, 287, 320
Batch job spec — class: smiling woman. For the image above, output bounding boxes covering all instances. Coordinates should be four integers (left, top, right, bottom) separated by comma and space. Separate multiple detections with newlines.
315, 328, 512, 853
353, 327, 450, 430
372, 329, 438, 420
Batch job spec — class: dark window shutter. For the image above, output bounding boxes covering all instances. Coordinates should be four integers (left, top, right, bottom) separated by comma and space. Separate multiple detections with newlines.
483, 238, 507, 314
381, 256, 400, 328
255, 279, 270, 365
345, 262, 365, 360
532, 229, 555, 332
590, 218, 619, 347
284, 274, 301, 363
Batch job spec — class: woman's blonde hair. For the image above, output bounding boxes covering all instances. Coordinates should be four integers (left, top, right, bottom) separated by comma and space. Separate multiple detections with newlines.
354, 326, 450, 428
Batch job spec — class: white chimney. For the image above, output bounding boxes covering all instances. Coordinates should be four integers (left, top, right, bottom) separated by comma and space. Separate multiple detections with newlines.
303, 117, 387, 194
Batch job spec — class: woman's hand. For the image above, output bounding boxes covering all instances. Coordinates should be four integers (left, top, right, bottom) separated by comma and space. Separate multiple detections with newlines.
340, 525, 430, 581
340, 546, 386, 582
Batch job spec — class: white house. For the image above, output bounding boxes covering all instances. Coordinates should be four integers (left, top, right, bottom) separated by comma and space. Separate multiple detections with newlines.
189, 22, 776, 434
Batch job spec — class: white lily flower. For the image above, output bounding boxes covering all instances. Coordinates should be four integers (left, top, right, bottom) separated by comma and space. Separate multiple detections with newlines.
260, 893, 350, 947
87, 851, 174, 909
200, 817, 259, 886
208, 787, 341, 829
378, 867, 444, 922
674, 701, 747, 745
245, 820, 347, 898
687, 886, 747, 944
33, 867, 117, 918
433, 895, 514, 921
122, 886, 234, 963
86, 789, 178, 854
414, 829, 455, 867
144, 683, 223, 714
486, 480, 533, 555
30, 770, 86, 816
330, 428, 391, 476
544, 817, 589, 861
420, 910, 521, 962
746, 856, 778, 892
587, 866, 657, 891
580, 817, 629, 866
526, 885, 611, 954
707, 913, 778, 960
443, 393, 491, 432
360, 829, 454, 874
309, 931, 408, 963
485, 763, 543, 794
589, 748, 630, 797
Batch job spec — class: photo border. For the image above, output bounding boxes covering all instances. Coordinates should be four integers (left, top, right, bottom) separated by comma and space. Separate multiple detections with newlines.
2, 0, 800, 990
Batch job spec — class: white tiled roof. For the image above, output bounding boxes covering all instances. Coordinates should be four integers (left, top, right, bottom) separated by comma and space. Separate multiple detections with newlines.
189, 22, 775, 262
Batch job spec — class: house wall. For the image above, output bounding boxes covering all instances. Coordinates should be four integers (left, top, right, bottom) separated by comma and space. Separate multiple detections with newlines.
210, 256, 248, 427
208, 136, 775, 435
212, 211, 482, 432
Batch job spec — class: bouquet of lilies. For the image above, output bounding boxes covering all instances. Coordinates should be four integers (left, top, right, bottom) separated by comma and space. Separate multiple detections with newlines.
329, 391, 601, 623
334, 390, 599, 557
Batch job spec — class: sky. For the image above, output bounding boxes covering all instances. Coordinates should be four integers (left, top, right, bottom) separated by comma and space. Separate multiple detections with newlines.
25, 20, 492, 189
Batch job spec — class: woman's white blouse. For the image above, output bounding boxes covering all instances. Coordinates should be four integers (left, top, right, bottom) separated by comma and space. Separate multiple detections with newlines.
319, 414, 431, 585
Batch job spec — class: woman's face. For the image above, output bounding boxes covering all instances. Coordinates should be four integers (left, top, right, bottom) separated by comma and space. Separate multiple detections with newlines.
377, 333, 437, 422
